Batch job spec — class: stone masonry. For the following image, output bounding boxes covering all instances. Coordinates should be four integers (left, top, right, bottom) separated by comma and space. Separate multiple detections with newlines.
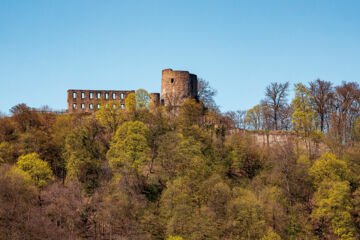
67, 90, 135, 113
67, 69, 198, 113
160, 69, 198, 107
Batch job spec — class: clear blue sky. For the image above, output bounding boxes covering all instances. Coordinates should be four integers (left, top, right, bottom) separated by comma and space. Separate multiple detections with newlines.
1, 0, 359, 114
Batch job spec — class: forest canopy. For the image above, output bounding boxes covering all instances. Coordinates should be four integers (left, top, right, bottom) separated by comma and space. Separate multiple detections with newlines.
0, 81, 360, 240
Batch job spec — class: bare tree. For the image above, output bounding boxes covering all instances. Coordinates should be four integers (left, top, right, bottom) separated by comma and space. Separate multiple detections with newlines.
309, 79, 334, 132
225, 110, 247, 129
198, 78, 219, 112
331, 81, 360, 143
263, 82, 289, 130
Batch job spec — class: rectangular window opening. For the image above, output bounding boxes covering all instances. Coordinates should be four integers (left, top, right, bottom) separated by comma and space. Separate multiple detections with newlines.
89, 103, 93, 109
97, 104, 101, 109
81, 103, 85, 109
89, 92, 93, 99
73, 92, 77, 99
97, 93, 101, 99
112, 93, 116, 99
121, 104, 125, 109
121, 93, 124, 99
105, 93, 109, 99
81, 92, 85, 99
73, 103, 77, 109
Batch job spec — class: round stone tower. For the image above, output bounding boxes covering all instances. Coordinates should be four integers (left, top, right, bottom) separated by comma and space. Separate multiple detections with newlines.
149, 92, 160, 107
160, 69, 198, 107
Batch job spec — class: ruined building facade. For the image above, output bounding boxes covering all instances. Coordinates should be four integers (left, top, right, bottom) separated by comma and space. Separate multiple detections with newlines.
67, 69, 198, 113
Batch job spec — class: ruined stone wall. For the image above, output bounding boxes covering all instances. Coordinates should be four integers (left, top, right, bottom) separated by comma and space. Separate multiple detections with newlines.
149, 93, 160, 107
67, 89, 135, 113
161, 69, 198, 107
227, 129, 297, 146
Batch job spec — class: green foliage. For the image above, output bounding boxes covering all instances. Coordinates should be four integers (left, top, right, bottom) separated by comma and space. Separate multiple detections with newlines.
166, 236, 183, 240
225, 187, 267, 239
160, 177, 195, 238
107, 121, 150, 173
16, 153, 54, 188
292, 83, 316, 136
64, 119, 104, 193
245, 105, 262, 130
312, 180, 357, 240
96, 100, 125, 132
226, 133, 263, 179
353, 116, 360, 142
125, 92, 136, 113
0, 141, 15, 164
135, 89, 150, 110
309, 153, 350, 186
178, 98, 203, 128
261, 229, 282, 240
1, 78, 360, 239
155, 132, 208, 182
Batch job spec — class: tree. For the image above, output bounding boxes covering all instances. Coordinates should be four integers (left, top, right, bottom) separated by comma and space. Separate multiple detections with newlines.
331, 81, 360, 144
167, 236, 183, 240
263, 82, 289, 130
125, 92, 137, 114
309, 79, 333, 132
309, 153, 350, 186
225, 110, 247, 129
96, 100, 126, 133
0, 165, 37, 239
16, 153, 54, 188
135, 89, 150, 110
312, 180, 357, 240
292, 83, 316, 137
245, 105, 262, 130
10, 103, 41, 132
198, 78, 219, 111
178, 98, 204, 128
64, 119, 105, 194
261, 229, 281, 240
353, 117, 360, 143
225, 188, 266, 239
160, 177, 195, 238
107, 121, 150, 174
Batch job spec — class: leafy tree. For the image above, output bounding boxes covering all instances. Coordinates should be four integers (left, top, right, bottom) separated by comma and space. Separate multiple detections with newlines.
155, 132, 207, 182
225, 133, 263, 179
178, 98, 203, 128
0, 165, 37, 239
135, 89, 150, 110
292, 83, 316, 137
160, 177, 195, 238
16, 153, 54, 188
64, 119, 104, 193
225, 187, 266, 239
125, 92, 137, 113
312, 180, 357, 240
261, 229, 282, 240
107, 121, 150, 173
309, 153, 350, 186
0, 141, 15, 164
245, 105, 262, 130
167, 236, 183, 240
96, 100, 126, 133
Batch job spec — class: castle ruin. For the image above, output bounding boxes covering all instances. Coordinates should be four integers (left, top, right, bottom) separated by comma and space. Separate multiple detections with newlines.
67, 69, 198, 113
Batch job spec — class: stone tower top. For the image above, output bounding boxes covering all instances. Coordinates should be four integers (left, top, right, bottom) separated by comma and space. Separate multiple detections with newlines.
160, 69, 198, 107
